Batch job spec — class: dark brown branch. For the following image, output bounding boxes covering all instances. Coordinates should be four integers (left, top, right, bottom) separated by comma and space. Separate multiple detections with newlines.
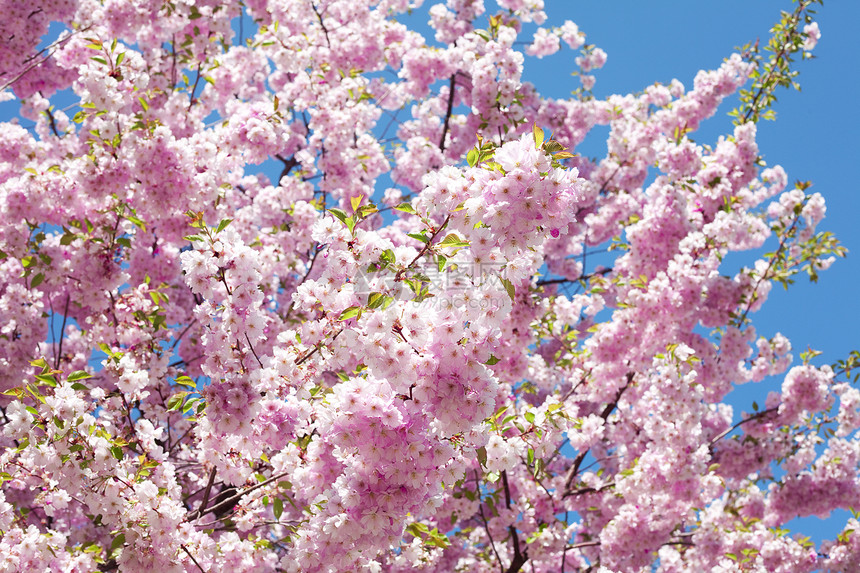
181, 544, 207, 572
733, 204, 805, 327
44, 105, 61, 138
284, 243, 323, 322
439, 75, 456, 152
167, 426, 194, 456
394, 215, 451, 282
709, 406, 779, 447
188, 60, 203, 111
501, 470, 528, 573
171, 319, 197, 350
563, 375, 631, 494
474, 471, 504, 573
294, 328, 343, 365
311, 3, 331, 48
169, 354, 204, 368
190, 470, 291, 520
741, 2, 810, 123
0, 27, 90, 92
537, 267, 613, 287
245, 333, 264, 368
189, 468, 218, 521
275, 154, 299, 184
54, 294, 70, 370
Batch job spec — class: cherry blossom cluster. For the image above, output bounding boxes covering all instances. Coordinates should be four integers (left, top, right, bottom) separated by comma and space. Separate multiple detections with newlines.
0, 0, 850, 572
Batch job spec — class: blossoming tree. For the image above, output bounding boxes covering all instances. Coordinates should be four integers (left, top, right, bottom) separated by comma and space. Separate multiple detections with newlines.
0, 0, 856, 571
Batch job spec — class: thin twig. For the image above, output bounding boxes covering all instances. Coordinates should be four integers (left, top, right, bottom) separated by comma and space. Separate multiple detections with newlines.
190, 468, 218, 520
563, 376, 631, 493
181, 544, 207, 572
474, 470, 504, 572
188, 60, 203, 111
709, 407, 779, 447
311, 3, 331, 48
190, 470, 291, 520
501, 470, 528, 573
54, 294, 70, 370
245, 333, 264, 368
395, 215, 451, 282
171, 320, 197, 350
439, 75, 456, 152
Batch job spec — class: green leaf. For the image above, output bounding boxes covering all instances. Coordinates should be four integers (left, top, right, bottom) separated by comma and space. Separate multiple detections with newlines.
533, 123, 544, 149
328, 208, 355, 233
109, 533, 126, 557
167, 392, 187, 411
484, 355, 500, 365
407, 232, 429, 244
466, 147, 479, 167
543, 140, 564, 154
500, 277, 515, 301
339, 306, 361, 321
115, 52, 125, 66
29, 273, 45, 288
68, 371, 92, 382
216, 218, 233, 233
394, 203, 416, 215
380, 249, 396, 266
356, 204, 378, 219
328, 208, 349, 224
366, 292, 387, 309
126, 214, 147, 232
438, 233, 469, 248
476, 446, 487, 468
174, 375, 197, 389
111, 446, 123, 460
273, 497, 283, 520
34, 374, 57, 386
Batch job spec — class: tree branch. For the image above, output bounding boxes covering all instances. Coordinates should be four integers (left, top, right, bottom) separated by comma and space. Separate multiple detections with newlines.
564, 375, 631, 494
501, 470, 528, 573
439, 75, 456, 152
54, 294, 70, 370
